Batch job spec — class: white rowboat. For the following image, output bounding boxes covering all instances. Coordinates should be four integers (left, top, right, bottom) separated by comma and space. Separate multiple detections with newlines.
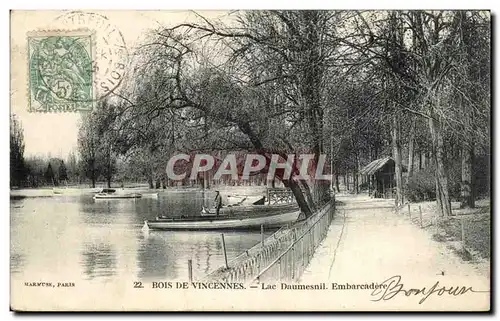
142, 193, 159, 199
144, 210, 302, 230
93, 193, 142, 199
93, 189, 142, 200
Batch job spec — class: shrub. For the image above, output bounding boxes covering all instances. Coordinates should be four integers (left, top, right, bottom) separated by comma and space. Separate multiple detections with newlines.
446, 159, 462, 202
406, 167, 436, 202
474, 155, 490, 198
406, 154, 489, 203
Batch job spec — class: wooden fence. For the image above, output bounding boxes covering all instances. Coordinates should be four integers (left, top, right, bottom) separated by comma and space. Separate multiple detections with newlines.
205, 195, 336, 283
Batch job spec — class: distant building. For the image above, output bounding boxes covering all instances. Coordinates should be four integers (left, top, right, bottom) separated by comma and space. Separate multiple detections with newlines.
359, 157, 406, 199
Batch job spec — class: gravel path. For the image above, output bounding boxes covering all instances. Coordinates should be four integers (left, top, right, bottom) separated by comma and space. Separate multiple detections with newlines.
299, 194, 490, 311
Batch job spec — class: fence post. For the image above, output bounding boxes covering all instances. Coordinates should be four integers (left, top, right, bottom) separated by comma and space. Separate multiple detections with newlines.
221, 233, 229, 269
261, 224, 264, 247
301, 236, 305, 267
278, 258, 282, 281
311, 224, 315, 252
461, 219, 466, 248
309, 229, 313, 259
419, 206, 423, 228
188, 259, 193, 282
291, 233, 296, 280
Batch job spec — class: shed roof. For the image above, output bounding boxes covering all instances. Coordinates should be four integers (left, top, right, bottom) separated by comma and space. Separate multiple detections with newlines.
359, 157, 394, 176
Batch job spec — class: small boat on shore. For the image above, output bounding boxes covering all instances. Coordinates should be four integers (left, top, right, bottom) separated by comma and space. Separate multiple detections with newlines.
226, 195, 266, 206
142, 192, 159, 199
94, 193, 142, 199
201, 202, 298, 216
144, 210, 303, 231
93, 188, 142, 200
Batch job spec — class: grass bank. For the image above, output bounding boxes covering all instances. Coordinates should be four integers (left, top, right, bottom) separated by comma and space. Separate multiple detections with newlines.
400, 198, 490, 261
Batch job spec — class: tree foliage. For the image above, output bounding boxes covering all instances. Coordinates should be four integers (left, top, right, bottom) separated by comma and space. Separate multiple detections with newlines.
70, 10, 490, 217
10, 114, 26, 187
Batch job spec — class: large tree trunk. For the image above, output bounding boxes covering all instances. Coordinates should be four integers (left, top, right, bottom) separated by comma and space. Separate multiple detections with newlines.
407, 116, 416, 179
435, 174, 443, 210
284, 180, 312, 218
148, 172, 154, 189
204, 171, 210, 189
353, 170, 358, 194
428, 108, 452, 217
106, 150, 112, 188
460, 93, 475, 208
300, 180, 317, 212
418, 149, 422, 171
354, 151, 359, 194
238, 121, 315, 217
335, 173, 340, 193
461, 146, 474, 208
300, 11, 330, 208
391, 111, 404, 207
91, 161, 96, 188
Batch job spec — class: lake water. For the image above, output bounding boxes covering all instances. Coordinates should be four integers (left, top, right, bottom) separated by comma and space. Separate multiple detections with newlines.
10, 190, 271, 284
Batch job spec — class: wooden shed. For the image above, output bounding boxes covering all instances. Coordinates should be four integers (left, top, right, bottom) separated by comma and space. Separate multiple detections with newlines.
359, 157, 405, 199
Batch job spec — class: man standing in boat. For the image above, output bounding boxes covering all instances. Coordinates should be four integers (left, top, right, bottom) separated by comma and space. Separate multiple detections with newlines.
214, 190, 223, 216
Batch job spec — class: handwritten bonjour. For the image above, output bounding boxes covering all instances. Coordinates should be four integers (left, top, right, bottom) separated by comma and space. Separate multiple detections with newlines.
370, 275, 489, 304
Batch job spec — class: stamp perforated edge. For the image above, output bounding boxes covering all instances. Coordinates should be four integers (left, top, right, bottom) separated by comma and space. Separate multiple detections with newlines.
26, 28, 97, 113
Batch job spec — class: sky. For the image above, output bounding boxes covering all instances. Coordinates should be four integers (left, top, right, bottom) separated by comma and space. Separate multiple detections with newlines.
10, 10, 230, 159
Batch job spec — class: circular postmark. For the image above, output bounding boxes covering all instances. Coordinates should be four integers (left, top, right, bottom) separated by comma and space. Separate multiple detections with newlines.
54, 11, 129, 103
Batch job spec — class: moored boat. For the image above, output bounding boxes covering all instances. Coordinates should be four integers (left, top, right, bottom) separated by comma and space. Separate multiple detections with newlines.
225, 195, 266, 206
200, 202, 298, 216
142, 192, 159, 199
144, 210, 303, 230
93, 188, 142, 200
94, 193, 142, 199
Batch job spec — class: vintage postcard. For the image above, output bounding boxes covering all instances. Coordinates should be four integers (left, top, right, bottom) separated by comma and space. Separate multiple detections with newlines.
10, 10, 491, 311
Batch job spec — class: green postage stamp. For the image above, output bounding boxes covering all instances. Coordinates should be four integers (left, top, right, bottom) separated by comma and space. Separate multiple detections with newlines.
28, 31, 94, 112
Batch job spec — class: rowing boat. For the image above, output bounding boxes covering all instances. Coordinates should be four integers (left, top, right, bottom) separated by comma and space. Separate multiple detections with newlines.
93, 189, 142, 200
142, 192, 159, 199
201, 202, 298, 216
144, 210, 303, 230
93, 193, 142, 199
225, 195, 266, 206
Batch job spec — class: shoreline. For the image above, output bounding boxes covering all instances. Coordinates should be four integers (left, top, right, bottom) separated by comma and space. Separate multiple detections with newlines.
10, 184, 271, 199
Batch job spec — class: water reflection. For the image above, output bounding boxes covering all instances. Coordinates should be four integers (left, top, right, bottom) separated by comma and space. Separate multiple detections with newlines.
10, 190, 268, 283
140, 230, 267, 280
10, 253, 25, 274
81, 243, 117, 280
136, 233, 175, 280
